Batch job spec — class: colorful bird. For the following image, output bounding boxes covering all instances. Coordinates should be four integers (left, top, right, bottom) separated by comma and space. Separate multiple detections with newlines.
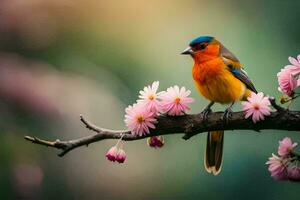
182, 36, 257, 175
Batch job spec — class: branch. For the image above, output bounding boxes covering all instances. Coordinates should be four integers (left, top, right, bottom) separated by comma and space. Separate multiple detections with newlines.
25, 100, 300, 157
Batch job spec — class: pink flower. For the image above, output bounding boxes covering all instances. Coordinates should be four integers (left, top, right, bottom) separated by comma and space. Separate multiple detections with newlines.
288, 166, 300, 182
105, 146, 127, 163
116, 149, 126, 163
138, 81, 163, 113
278, 137, 298, 157
124, 103, 157, 136
105, 146, 118, 162
266, 154, 288, 181
147, 136, 164, 148
160, 85, 194, 116
277, 67, 298, 97
277, 54, 300, 97
242, 92, 271, 123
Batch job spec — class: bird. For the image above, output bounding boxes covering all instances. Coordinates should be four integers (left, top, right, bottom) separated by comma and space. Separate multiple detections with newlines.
181, 36, 257, 175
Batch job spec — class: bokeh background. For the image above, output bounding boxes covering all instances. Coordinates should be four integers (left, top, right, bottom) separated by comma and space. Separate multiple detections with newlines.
0, 0, 299, 199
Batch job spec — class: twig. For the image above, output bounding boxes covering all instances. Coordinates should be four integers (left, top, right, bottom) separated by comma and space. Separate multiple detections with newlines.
269, 97, 286, 112
25, 107, 300, 157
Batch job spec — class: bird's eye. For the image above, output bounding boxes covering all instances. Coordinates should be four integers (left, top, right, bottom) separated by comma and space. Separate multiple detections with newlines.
200, 44, 206, 49
194, 43, 207, 51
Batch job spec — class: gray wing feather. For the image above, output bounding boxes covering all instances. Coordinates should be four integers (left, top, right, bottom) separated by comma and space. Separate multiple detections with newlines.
220, 44, 257, 93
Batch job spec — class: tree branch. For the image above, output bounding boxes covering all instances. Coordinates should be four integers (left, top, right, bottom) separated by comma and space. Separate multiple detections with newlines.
24, 100, 300, 157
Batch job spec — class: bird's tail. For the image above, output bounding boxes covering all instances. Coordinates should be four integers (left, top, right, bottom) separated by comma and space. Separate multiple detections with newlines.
204, 131, 224, 175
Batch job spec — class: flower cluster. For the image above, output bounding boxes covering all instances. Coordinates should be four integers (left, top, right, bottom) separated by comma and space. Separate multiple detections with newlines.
105, 135, 126, 163
105, 81, 194, 163
242, 92, 271, 123
124, 81, 194, 136
266, 137, 300, 181
277, 54, 300, 100
106, 146, 126, 163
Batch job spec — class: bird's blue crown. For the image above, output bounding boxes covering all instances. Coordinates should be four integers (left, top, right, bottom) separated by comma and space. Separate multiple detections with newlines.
189, 36, 214, 46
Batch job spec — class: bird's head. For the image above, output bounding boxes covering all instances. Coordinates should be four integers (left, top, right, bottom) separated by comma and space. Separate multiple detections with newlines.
182, 36, 220, 62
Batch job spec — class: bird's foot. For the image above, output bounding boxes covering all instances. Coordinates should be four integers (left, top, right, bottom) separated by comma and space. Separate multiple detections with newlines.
200, 108, 212, 121
221, 107, 233, 123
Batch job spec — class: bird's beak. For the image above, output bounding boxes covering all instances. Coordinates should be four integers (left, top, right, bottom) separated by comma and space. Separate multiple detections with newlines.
181, 46, 194, 55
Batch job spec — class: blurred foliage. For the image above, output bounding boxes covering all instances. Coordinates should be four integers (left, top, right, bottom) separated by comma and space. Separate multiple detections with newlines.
0, 0, 299, 199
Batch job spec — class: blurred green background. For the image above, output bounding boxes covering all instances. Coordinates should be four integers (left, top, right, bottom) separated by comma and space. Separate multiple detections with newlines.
0, 0, 299, 199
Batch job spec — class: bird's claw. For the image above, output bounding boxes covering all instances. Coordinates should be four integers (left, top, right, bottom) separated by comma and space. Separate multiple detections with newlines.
221, 108, 233, 123
200, 108, 212, 121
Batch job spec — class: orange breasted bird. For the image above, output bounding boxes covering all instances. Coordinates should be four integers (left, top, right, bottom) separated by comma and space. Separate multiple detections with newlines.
182, 36, 257, 175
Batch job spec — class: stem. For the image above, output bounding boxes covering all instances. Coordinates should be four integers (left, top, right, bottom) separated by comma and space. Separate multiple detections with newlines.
285, 94, 300, 104
116, 133, 125, 147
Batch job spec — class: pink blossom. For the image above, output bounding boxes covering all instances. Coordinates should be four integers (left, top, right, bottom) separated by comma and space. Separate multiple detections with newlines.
278, 137, 298, 157
160, 85, 194, 116
288, 166, 300, 181
105, 146, 118, 162
116, 149, 126, 163
277, 54, 300, 96
242, 92, 271, 123
124, 103, 157, 136
138, 81, 163, 113
147, 136, 164, 148
277, 67, 298, 97
266, 154, 288, 181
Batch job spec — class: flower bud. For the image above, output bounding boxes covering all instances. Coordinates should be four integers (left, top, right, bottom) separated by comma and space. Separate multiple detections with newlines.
280, 96, 289, 104
147, 136, 164, 148
105, 146, 118, 162
116, 149, 126, 163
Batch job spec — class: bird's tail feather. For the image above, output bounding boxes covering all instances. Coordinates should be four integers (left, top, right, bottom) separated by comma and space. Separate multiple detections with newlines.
204, 131, 224, 175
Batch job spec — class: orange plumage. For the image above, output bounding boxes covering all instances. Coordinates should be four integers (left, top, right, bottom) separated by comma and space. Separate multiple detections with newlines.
192, 41, 250, 103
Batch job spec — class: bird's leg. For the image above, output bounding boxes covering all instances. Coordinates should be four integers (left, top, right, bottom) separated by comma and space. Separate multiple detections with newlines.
200, 101, 214, 121
221, 102, 235, 123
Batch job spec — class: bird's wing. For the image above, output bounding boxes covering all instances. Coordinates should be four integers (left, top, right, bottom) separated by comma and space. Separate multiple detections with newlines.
220, 44, 257, 93
220, 44, 240, 64
227, 65, 258, 93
